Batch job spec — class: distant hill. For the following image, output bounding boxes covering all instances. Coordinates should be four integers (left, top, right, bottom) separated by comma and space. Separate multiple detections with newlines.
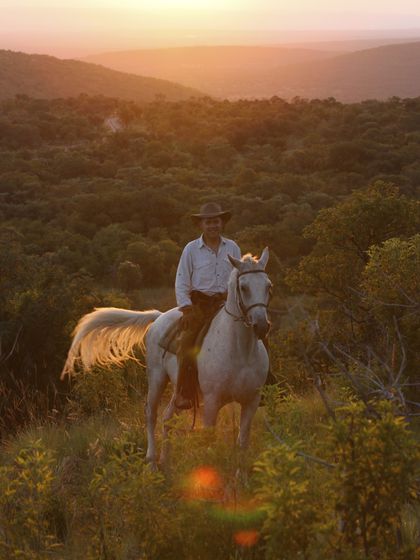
268, 41, 420, 102
284, 36, 420, 52
83, 46, 341, 98
0, 50, 202, 102
84, 42, 420, 101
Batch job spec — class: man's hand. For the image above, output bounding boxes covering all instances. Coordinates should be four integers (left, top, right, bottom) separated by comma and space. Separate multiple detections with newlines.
180, 306, 194, 330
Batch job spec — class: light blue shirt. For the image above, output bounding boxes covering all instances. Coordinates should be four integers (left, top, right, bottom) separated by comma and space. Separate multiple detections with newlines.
175, 235, 241, 308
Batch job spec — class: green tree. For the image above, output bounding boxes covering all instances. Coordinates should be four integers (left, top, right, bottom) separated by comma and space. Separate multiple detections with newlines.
116, 260, 143, 292
286, 182, 420, 303
361, 235, 420, 388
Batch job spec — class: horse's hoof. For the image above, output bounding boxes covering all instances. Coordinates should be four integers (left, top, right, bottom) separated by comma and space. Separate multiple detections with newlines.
145, 456, 159, 472
149, 461, 159, 472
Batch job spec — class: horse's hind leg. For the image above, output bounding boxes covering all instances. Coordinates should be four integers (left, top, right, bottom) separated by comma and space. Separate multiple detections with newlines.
159, 395, 179, 465
202, 395, 220, 428
145, 367, 168, 466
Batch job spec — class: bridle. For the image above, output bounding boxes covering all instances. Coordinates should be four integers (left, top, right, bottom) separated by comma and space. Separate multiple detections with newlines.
224, 269, 271, 327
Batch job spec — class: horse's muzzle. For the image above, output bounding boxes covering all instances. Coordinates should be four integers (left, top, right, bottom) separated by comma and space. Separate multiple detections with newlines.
253, 318, 271, 340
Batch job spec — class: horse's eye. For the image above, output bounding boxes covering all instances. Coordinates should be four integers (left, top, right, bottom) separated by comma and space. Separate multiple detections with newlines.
241, 284, 249, 293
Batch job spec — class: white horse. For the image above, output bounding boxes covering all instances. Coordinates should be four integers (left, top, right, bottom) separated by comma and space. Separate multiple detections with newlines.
62, 249, 271, 465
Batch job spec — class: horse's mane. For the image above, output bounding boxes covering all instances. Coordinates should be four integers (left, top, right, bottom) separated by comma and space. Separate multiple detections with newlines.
238, 253, 260, 272
241, 253, 258, 263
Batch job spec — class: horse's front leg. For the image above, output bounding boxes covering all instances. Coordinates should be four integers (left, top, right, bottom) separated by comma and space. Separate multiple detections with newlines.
202, 394, 221, 428
236, 394, 260, 485
201, 395, 221, 453
238, 394, 260, 449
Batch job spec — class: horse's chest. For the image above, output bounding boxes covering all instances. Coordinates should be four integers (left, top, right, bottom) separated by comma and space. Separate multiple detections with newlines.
198, 345, 267, 395
199, 344, 248, 373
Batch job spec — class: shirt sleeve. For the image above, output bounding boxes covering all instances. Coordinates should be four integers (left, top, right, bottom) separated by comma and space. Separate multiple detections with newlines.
232, 242, 241, 260
226, 241, 241, 261
175, 244, 193, 308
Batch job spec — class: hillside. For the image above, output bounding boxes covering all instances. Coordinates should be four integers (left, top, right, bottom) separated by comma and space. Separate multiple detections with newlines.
285, 35, 420, 52
1, 94, 419, 557
1, 92, 419, 402
83, 45, 340, 98
0, 50, 203, 102
269, 41, 420, 101
84, 42, 420, 101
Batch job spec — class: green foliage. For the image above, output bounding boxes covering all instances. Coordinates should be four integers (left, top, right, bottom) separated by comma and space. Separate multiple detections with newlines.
269, 324, 315, 394
327, 401, 419, 558
362, 234, 420, 313
0, 440, 61, 559
88, 446, 175, 559
69, 366, 131, 417
286, 182, 420, 301
264, 391, 331, 449
0, 393, 419, 559
284, 183, 420, 405
116, 260, 143, 292
361, 234, 420, 386
254, 443, 330, 559
0, 96, 419, 559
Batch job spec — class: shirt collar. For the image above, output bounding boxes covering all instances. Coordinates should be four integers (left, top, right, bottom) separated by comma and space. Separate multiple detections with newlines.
198, 234, 226, 248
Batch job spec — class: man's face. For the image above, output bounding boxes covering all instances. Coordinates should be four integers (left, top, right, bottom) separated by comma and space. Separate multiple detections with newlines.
200, 216, 223, 240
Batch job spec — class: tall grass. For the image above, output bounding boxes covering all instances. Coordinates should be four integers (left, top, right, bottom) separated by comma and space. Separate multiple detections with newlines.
0, 371, 417, 560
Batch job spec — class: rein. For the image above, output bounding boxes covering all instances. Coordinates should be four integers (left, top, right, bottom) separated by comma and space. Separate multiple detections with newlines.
224, 269, 270, 326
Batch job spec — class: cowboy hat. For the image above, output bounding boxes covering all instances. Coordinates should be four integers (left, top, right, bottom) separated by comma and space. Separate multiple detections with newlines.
191, 202, 232, 222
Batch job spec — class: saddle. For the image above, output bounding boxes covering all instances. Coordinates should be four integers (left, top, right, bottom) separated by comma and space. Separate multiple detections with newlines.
158, 316, 183, 355
158, 293, 226, 356
158, 310, 222, 356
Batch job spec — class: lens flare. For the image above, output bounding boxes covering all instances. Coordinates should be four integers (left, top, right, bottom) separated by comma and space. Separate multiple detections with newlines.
233, 529, 260, 547
211, 497, 264, 524
183, 465, 223, 501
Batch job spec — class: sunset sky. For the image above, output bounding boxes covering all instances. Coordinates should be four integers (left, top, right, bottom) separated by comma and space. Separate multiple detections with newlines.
2, 0, 420, 57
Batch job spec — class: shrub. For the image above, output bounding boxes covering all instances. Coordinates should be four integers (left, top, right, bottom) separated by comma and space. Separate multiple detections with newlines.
327, 401, 419, 558
254, 443, 331, 559
88, 443, 176, 559
69, 366, 131, 417
0, 439, 61, 559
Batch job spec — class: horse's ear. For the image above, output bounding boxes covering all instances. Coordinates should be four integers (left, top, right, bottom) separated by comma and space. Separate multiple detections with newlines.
228, 254, 242, 269
258, 247, 269, 269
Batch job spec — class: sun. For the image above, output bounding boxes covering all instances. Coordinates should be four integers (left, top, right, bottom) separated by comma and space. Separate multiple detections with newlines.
144, 0, 233, 9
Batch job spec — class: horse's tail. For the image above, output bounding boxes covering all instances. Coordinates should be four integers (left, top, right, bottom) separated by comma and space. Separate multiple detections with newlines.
61, 307, 162, 379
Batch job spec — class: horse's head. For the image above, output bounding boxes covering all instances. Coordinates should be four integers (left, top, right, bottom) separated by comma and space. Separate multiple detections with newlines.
228, 247, 272, 339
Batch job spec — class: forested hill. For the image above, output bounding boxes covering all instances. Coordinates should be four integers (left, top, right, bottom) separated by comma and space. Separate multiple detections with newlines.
1, 92, 419, 558
0, 50, 203, 102
1, 93, 419, 407
84, 41, 420, 101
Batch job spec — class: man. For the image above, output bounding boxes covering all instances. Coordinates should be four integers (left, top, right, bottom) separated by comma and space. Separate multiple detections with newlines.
174, 202, 241, 409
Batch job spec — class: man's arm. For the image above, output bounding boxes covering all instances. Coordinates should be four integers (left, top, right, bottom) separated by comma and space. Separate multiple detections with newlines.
227, 240, 242, 261
232, 242, 241, 260
175, 245, 193, 308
